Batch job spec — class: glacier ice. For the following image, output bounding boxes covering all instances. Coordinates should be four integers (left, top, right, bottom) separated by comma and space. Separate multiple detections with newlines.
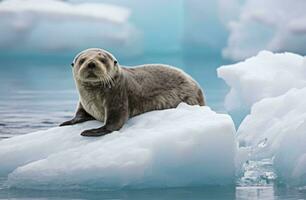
0, 104, 236, 190
223, 0, 306, 61
237, 88, 306, 186
218, 51, 306, 111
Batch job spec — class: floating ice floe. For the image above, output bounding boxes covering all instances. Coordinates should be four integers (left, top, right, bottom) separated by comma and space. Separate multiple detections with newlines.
237, 88, 306, 186
218, 51, 306, 111
0, 103, 236, 190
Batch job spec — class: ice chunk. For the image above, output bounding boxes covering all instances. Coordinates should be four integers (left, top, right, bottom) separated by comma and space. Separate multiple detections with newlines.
238, 159, 277, 186
217, 51, 306, 111
237, 88, 306, 186
0, 104, 236, 189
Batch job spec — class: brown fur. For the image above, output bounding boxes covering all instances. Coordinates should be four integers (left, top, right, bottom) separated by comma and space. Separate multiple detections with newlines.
60, 48, 205, 136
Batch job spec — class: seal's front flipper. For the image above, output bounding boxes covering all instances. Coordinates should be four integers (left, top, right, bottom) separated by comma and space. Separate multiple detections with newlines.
80, 126, 112, 137
59, 117, 92, 126
59, 120, 76, 126
80, 99, 128, 137
59, 103, 94, 126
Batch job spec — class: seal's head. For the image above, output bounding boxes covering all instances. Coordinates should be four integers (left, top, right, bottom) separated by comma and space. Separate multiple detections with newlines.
72, 48, 119, 84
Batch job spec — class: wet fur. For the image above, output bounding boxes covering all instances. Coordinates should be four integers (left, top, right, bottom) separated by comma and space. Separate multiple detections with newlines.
60, 49, 205, 136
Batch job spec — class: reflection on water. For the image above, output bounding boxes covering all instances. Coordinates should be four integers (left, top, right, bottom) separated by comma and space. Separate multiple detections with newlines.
236, 186, 275, 200
0, 186, 236, 200
0, 90, 76, 138
0, 184, 306, 200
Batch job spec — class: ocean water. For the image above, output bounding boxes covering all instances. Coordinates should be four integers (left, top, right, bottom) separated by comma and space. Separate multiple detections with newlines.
0, 53, 229, 138
0, 53, 306, 199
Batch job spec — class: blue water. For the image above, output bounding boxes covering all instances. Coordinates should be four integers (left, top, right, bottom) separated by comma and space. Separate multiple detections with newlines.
1, 186, 305, 200
0, 53, 229, 138
0, 53, 306, 199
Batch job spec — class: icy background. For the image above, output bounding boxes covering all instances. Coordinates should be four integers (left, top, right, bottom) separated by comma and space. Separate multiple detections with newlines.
1, 0, 306, 59
1, 0, 306, 199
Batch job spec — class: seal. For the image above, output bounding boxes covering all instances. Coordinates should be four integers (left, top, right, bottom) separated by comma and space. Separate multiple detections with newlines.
60, 48, 205, 136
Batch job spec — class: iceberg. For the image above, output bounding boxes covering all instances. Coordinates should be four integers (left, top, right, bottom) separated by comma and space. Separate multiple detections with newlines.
0, 0, 130, 23
219, 50, 306, 186
0, 104, 236, 190
222, 0, 306, 61
217, 51, 306, 111
237, 88, 306, 186
0, 0, 140, 56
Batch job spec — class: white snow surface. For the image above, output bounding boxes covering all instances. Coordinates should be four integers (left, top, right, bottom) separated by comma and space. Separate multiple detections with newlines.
237, 88, 306, 186
217, 51, 306, 111
0, 104, 236, 190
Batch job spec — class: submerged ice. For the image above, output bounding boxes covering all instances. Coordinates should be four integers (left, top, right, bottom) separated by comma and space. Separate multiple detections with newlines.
0, 103, 236, 190
237, 88, 306, 186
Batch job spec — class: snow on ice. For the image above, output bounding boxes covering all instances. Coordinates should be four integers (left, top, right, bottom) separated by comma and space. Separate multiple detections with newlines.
218, 51, 306, 111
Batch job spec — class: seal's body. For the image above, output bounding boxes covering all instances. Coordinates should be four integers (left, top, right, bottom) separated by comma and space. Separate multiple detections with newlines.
60, 48, 205, 136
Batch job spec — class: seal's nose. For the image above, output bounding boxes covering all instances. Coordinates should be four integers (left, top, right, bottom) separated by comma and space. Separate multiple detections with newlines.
87, 62, 96, 69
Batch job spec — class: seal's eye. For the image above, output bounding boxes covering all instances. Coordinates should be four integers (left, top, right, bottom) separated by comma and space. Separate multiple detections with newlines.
71, 63, 74, 67
79, 58, 86, 65
114, 60, 117, 65
99, 58, 106, 64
